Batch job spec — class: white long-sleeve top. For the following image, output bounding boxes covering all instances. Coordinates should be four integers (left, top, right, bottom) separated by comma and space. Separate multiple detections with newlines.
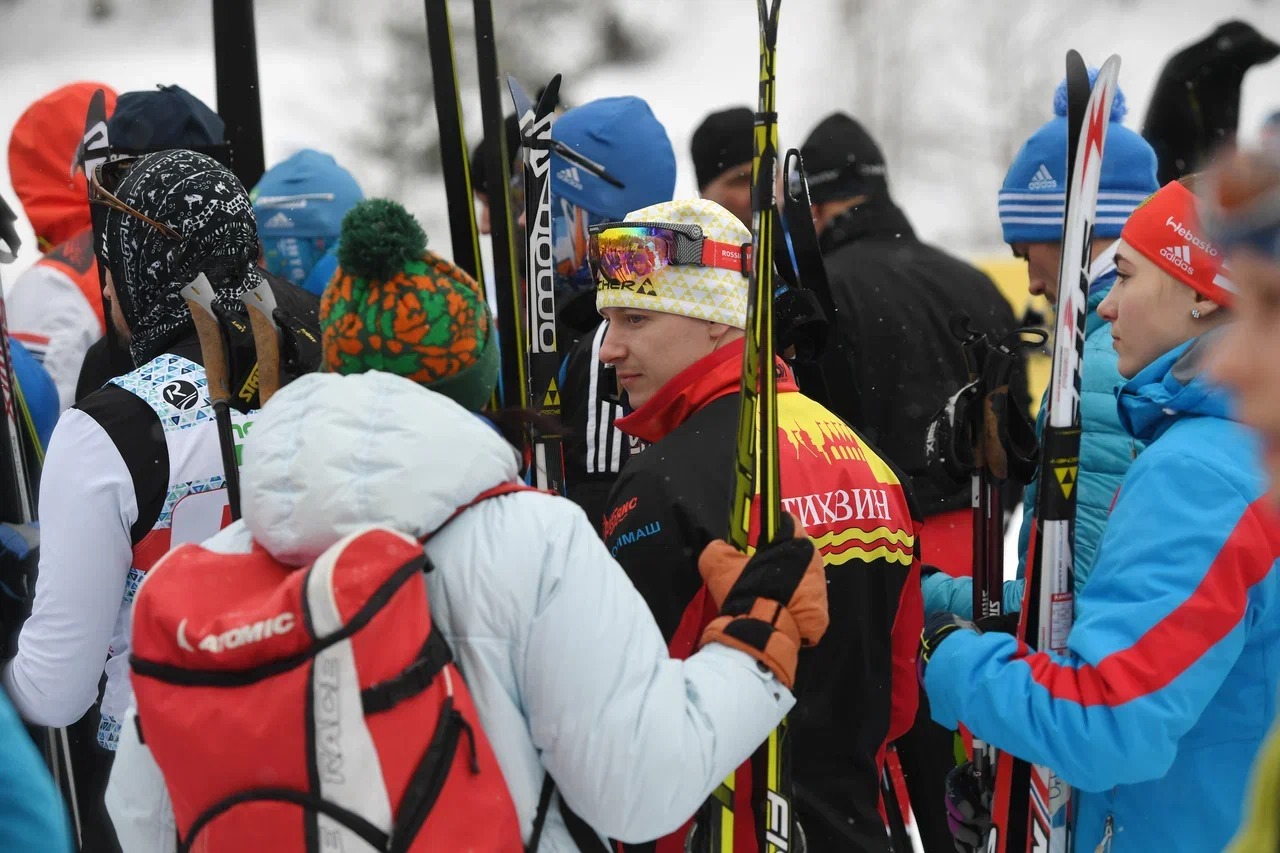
4, 345, 245, 748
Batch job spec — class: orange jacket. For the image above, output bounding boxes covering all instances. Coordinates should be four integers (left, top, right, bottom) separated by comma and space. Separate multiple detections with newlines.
8, 82, 116, 251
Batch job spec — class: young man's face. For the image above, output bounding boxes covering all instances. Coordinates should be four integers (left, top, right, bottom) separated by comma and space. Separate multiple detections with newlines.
103, 269, 131, 343
597, 307, 735, 409
1011, 241, 1063, 303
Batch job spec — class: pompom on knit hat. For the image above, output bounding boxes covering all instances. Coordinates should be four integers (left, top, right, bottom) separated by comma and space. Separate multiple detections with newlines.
595, 198, 751, 328
319, 199, 498, 412
999, 70, 1158, 244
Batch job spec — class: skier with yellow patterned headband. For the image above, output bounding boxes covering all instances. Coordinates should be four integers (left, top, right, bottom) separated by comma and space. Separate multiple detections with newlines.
594, 197, 924, 853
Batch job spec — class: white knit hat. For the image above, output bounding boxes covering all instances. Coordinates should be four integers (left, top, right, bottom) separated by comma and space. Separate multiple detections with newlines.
595, 198, 751, 328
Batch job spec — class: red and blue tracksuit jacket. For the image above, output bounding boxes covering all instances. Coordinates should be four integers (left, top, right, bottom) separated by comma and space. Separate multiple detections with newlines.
924, 335, 1280, 852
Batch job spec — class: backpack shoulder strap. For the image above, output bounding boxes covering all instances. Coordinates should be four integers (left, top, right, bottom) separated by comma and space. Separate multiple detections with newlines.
525, 775, 612, 853
526, 775, 555, 853
422, 481, 546, 544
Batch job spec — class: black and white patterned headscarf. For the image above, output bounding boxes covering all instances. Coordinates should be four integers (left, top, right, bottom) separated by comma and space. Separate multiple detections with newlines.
102, 149, 261, 366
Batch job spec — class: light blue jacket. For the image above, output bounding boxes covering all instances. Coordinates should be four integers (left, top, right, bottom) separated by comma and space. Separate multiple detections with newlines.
923, 245, 1140, 616
0, 690, 72, 851
925, 334, 1280, 852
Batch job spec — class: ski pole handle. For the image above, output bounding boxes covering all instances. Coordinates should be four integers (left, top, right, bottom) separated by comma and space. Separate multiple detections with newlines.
241, 277, 282, 406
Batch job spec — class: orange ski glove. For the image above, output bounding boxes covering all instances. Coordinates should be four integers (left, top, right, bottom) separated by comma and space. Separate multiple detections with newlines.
697, 513, 829, 688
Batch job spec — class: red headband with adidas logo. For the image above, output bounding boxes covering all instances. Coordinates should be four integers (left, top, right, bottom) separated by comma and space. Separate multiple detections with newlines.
1120, 180, 1235, 306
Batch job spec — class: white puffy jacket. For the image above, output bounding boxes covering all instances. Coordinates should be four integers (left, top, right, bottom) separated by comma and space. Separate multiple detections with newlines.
108, 370, 793, 852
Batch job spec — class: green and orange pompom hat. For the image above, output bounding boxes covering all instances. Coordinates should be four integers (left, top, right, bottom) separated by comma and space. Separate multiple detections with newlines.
319, 198, 499, 412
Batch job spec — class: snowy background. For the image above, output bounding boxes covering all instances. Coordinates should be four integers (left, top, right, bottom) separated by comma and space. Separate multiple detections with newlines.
1, 0, 1279, 284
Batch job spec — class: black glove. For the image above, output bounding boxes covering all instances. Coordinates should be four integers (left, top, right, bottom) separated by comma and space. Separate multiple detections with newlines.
919, 611, 975, 685
945, 761, 993, 853
0, 522, 39, 660
974, 611, 1020, 636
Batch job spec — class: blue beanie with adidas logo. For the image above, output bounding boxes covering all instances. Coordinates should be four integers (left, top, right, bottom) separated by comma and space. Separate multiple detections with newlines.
998, 71, 1158, 245
549, 96, 676, 219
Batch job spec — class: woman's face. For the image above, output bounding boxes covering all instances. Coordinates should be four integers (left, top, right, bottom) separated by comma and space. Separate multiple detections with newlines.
1097, 241, 1212, 378
1208, 249, 1280, 500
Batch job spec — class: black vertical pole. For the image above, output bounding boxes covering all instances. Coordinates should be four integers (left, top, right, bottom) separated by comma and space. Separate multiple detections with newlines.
213, 0, 266, 190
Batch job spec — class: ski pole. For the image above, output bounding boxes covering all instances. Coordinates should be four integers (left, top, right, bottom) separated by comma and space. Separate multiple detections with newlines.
182, 275, 242, 520
212, 0, 266, 189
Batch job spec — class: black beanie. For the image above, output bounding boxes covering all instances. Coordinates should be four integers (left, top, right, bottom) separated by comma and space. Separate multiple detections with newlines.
800, 112, 888, 203
691, 106, 755, 190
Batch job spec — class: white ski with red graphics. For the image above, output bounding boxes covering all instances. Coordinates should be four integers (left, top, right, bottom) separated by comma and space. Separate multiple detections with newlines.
988, 52, 1120, 853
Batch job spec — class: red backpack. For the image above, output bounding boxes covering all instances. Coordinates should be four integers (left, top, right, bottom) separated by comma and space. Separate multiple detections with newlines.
129, 488, 535, 853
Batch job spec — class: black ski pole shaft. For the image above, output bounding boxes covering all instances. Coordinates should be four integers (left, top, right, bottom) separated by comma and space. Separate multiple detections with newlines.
425, 0, 484, 283
182, 276, 242, 520
212, 0, 266, 190
472, 0, 526, 412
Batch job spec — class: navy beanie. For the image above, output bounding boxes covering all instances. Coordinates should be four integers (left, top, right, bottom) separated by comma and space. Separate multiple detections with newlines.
999, 71, 1158, 244
106, 85, 224, 153
549, 96, 676, 219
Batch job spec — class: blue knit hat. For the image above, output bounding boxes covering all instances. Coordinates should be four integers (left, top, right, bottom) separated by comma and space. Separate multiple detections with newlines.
252, 149, 364, 238
549, 96, 676, 219
252, 149, 364, 287
998, 71, 1158, 244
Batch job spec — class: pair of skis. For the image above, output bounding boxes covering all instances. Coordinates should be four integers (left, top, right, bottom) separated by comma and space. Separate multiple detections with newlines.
702, 2, 794, 852
984, 51, 1121, 853
424, 1, 617, 496
424, 0, 552, 487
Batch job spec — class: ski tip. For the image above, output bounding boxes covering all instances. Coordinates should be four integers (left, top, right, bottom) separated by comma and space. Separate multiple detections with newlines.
539, 75, 563, 106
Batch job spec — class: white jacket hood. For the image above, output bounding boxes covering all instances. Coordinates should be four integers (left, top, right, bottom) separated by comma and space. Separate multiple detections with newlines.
241, 371, 520, 565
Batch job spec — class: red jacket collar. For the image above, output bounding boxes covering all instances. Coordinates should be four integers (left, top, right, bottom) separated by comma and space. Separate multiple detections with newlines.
615, 338, 798, 445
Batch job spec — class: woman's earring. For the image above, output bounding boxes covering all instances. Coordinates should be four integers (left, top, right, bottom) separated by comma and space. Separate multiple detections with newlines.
1191, 307, 1202, 319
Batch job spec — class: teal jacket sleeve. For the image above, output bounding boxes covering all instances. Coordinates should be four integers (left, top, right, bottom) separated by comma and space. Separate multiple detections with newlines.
0, 691, 72, 852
